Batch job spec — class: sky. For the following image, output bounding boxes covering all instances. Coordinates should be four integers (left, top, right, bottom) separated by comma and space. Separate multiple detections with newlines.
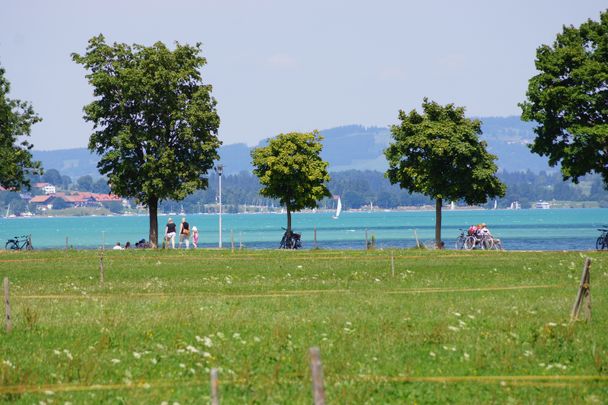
1, 0, 606, 150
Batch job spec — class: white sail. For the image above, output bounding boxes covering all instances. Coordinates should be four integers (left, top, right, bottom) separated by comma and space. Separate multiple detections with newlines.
493, 200, 498, 209
450, 201, 455, 210
332, 197, 342, 219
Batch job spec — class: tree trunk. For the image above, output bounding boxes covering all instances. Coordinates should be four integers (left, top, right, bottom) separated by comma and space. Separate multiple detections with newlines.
149, 196, 159, 248
435, 197, 443, 249
287, 207, 292, 234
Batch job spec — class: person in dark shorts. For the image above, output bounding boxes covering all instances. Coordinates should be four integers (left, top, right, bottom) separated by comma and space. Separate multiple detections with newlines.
165, 217, 177, 249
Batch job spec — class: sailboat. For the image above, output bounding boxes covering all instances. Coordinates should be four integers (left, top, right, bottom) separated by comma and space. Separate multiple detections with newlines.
493, 200, 498, 210
332, 197, 342, 219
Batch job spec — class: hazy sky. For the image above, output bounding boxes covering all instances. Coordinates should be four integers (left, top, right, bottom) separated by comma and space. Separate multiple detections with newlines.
1, 1, 606, 150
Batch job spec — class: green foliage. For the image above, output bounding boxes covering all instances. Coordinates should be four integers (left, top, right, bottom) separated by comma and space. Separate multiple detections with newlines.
0, 64, 42, 190
76, 175, 93, 192
251, 131, 331, 229
42, 169, 62, 186
385, 99, 505, 204
521, 11, 608, 187
73, 35, 221, 245
385, 99, 505, 245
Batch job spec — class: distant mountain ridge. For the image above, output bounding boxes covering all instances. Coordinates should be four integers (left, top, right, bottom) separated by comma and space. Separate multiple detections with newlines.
33, 116, 553, 178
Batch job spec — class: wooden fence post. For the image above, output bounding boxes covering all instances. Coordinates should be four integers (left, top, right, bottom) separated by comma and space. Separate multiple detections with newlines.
391, 253, 395, 277
210, 368, 219, 405
314, 226, 317, 249
99, 252, 105, 286
4, 277, 12, 333
231, 230, 235, 253
365, 229, 369, 251
309, 347, 326, 405
571, 257, 592, 321
65, 236, 68, 250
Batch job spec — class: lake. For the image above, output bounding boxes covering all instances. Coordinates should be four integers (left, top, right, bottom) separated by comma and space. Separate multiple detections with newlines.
1, 208, 607, 251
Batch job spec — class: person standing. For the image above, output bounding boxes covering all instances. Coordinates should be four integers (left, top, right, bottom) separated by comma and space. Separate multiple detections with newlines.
192, 226, 199, 248
165, 217, 177, 249
179, 217, 190, 248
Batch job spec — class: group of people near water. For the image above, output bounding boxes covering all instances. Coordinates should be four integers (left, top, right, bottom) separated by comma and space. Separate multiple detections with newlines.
163, 217, 199, 249
111, 216, 199, 250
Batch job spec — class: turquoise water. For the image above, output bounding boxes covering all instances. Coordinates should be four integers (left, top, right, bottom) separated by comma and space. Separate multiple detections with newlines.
1, 208, 607, 250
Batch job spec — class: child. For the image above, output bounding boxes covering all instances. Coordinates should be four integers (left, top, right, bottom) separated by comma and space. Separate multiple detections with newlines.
192, 226, 199, 248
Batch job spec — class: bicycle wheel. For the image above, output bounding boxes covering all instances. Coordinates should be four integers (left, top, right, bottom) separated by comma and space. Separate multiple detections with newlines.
455, 236, 465, 250
5, 241, 18, 250
464, 236, 476, 250
597, 236, 605, 250
481, 236, 494, 250
26, 242, 33, 251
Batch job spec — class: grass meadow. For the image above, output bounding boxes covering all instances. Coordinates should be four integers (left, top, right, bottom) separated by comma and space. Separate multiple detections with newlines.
0, 249, 607, 404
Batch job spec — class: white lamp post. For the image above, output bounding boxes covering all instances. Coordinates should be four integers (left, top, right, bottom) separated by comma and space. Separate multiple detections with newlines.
215, 164, 223, 248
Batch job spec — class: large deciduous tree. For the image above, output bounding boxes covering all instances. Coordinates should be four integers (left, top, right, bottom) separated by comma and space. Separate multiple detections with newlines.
385, 99, 505, 248
73, 35, 221, 247
521, 11, 608, 186
0, 65, 42, 190
251, 131, 331, 234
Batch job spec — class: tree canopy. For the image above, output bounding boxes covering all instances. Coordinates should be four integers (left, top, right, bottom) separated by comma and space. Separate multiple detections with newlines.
251, 131, 331, 233
385, 99, 505, 246
73, 35, 221, 247
521, 11, 608, 187
0, 64, 42, 190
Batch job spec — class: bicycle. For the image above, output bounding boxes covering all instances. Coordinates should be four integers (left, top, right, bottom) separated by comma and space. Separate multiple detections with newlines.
455, 229, 467, 249
596, 227, 608, 250
464, 233, 501, 250
5, 234, 33, 251
279, 228, 302, 250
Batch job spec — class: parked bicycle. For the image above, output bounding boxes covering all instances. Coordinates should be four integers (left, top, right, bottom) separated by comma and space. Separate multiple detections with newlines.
464, 233, 499, 250
455, 229, 467, 249
279, 228, 302, 249
596, 226, 608, 250
5, 234, 33, 251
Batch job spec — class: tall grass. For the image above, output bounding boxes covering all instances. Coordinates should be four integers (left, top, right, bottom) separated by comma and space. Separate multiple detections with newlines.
0, 249, 606, 403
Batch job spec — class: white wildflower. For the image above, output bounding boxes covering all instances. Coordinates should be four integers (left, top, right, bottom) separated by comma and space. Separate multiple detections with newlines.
132, 352, 141, 359
179, 363, 186, 368
453, 312, 461, 317
463, 352, 470, 360
429, 351, 436, 357
253, 336, 261, 343
448, 326, 460, 332
232, 333, 241, 339
547, 322, 557, 327
203, 336, 213, 347
111, 359, 121, 364
186, 345, 199, 354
